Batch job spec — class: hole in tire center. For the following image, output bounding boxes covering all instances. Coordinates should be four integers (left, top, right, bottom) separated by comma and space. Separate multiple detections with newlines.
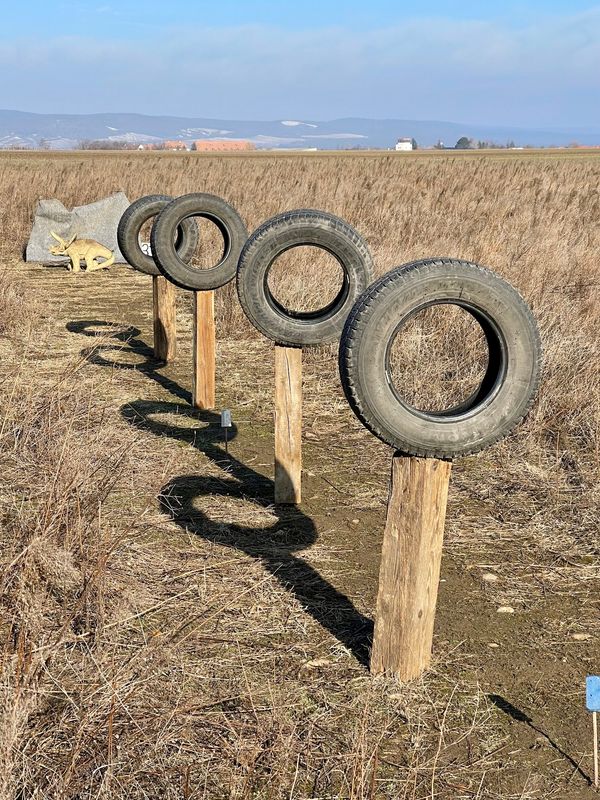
138, 217, 194, 258
138, 217, 158, 255
387, 304, 490, 414
147, 411, 212, 431
91, 347, 149, 368
84, 323, 135, 339
189, 495, 279, 531
266, 245, 346, 315
186, 217, 228, 270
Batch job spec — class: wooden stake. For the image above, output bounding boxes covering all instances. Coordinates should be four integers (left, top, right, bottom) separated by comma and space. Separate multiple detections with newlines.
192, 290, 216, 410
371, 455, 452, 680
594, 711, 598, 788
274, 345, 302, 504
152, 275, 177, 363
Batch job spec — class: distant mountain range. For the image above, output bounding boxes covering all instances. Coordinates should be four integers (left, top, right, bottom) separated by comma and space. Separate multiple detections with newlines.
1, 110, 599, 150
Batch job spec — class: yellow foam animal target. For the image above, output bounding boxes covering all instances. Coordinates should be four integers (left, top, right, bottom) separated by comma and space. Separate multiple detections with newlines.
49, 231, 115, 273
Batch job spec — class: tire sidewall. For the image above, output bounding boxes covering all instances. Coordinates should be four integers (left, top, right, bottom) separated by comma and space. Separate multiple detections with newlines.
151, 193, 248, 291
117, 195, 198, 276
237, 212, 373, 346
341, 261, 542, 457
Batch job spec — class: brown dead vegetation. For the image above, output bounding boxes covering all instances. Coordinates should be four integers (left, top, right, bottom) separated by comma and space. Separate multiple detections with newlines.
0, 150, 599, 799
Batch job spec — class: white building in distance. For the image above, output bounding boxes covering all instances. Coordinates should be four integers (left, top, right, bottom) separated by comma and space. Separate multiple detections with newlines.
395, 138, 413, 151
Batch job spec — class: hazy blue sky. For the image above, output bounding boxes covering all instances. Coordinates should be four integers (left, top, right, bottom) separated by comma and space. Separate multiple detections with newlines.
1, 1, 599, 126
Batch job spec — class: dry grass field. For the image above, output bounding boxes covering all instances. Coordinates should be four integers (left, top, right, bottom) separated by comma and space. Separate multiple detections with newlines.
0, 149, 599, 799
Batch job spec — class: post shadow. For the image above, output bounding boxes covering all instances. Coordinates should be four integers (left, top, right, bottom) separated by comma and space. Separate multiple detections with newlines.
120, 399, 373, 666
488, 694, 591, 784
66, 319, 190, 403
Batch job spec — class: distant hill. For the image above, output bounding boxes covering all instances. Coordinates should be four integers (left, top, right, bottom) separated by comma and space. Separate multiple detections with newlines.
0, 110, 599, 150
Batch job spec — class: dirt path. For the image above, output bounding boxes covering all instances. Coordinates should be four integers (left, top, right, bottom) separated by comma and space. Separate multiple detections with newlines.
8, 259, 599, 798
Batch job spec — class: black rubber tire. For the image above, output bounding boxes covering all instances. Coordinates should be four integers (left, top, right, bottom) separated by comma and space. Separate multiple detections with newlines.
236, 210, 374, 346
117, 195, 199, 276
339, 258, 542, 458
150, 193, 248, 291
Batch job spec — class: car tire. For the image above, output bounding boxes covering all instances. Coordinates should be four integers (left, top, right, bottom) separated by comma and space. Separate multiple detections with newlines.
151, 193, 248, 290
236, 210, 373, 346
117, 194, 198, 276
339, 258, 542, 458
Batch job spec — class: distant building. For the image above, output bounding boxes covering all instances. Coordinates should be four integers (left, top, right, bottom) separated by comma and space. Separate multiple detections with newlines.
163, 140, 188, 151
192, 140, 256, 152
395, 138, 413, 152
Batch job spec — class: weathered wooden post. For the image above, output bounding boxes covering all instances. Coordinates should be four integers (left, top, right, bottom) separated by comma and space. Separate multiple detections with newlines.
118, 194, 200, 365
152, 274, 177, 363
150, 193, 248, 407
235, 210, 374, 505
192, 290, 216, 410
274, 345, 303, 504
370, 456, 452, 679
339, 258, 542, 678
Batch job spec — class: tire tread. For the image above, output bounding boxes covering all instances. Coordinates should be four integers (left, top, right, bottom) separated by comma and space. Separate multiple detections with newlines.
339, 258, 542, 458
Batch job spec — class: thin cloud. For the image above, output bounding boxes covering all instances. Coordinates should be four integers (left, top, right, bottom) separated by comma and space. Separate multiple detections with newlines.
0, 12, 598, 124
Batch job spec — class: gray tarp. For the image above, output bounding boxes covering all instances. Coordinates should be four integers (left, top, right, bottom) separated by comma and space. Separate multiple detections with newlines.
26, 192, 130, 264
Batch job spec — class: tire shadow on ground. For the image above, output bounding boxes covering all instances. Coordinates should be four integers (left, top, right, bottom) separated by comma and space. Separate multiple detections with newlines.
66, 319, 191, 403
121, 399, 374, 667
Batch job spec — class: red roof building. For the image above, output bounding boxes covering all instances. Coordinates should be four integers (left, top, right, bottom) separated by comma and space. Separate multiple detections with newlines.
192, 140, 256, 152
163, 140, 188, 151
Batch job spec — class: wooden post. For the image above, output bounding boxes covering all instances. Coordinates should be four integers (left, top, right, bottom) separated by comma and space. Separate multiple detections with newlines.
371, 455, 452, 680
152, 275, 177, 363
192, 290, 216, 410
274, 345, 302, 504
